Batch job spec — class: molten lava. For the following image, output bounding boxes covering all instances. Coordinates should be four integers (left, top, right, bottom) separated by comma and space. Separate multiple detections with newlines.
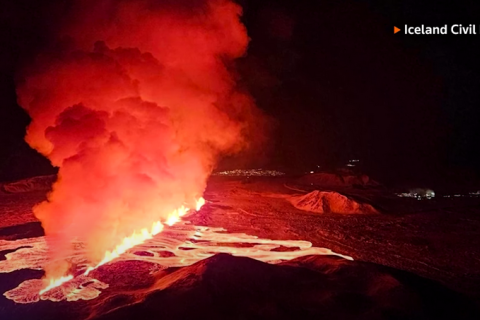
2, 217, 352, 304
39, 275, 74, 295
40, 197, 205, 294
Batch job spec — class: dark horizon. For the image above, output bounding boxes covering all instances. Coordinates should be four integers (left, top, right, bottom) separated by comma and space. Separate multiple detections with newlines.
2, 0, 480, 187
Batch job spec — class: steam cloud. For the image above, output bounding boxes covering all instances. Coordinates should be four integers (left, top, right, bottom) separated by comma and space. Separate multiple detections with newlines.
16, 0, 267, 277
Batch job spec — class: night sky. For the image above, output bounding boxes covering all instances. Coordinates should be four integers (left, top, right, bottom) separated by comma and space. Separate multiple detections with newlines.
1, 0, 480, 186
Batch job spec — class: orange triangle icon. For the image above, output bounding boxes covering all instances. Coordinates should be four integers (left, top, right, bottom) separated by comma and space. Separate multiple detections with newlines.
394, 26, 401, 34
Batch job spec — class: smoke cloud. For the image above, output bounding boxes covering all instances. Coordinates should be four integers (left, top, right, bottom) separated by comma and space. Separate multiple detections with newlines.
16, 0, 267, 277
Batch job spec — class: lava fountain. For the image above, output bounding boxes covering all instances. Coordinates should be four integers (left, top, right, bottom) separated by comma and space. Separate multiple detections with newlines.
15, 0, 269, 291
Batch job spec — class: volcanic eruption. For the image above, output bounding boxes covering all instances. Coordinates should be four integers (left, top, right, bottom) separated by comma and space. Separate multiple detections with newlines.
16, 0, 267, 288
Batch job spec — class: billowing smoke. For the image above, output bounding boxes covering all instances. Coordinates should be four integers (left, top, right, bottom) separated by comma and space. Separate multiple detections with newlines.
16, 0, 267, 277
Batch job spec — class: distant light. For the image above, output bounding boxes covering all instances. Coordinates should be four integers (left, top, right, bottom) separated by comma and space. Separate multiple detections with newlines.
212, 169, 285, 177
310, 171, 314, 174
396, 189, 435, 200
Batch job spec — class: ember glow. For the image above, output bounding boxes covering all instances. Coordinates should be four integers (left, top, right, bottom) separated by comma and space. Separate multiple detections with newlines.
16, 0, 268, 283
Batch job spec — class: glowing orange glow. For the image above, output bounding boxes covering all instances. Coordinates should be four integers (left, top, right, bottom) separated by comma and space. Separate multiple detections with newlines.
196, 197, 206, 211
18, 0, 266, 299
40, 197, 205, 293
86, 198, 204, 272
165, 206, 188, 227
39, 275, 74, 295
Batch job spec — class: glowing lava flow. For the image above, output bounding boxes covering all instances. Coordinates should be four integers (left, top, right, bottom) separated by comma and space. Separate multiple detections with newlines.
2, 217, 354, 303
39, 275, 74, 295
39, 197, 206, 294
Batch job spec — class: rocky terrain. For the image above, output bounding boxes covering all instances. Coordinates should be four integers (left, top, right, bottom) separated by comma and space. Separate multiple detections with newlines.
1, 174, 480, 319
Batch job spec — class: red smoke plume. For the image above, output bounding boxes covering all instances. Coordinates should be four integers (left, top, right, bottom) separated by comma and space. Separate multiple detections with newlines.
16, 0, 266, 277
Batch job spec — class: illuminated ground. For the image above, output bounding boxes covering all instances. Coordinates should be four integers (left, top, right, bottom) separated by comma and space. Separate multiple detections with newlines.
196, 177, 480, 300
1, 176, 479, 319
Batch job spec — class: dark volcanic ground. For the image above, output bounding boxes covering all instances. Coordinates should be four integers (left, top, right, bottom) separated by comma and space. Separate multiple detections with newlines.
196, 177, 480, 300
1, 175, 480, 319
